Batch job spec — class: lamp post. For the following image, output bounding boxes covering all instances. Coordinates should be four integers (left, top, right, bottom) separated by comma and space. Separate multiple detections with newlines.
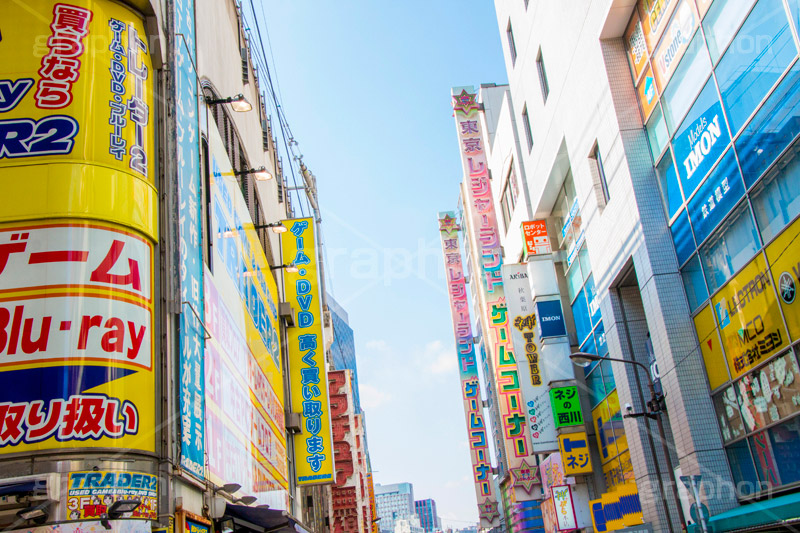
570, 352, 687, 532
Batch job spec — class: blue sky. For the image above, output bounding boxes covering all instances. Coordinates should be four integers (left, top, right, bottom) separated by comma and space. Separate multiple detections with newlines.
256, 2, 507, 527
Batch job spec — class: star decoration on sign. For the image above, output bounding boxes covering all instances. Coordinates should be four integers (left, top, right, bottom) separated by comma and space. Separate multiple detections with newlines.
452, 89, 481, 115
478, 498, 500, 523
510, 457, 541, 493
438, 214, 459, 234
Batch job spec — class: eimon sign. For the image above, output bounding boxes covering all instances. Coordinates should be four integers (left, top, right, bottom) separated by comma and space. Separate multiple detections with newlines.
0, 1, 156, 454
280, 218, 334, 485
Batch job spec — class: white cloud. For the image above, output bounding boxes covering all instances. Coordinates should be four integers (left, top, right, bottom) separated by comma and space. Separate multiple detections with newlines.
423, 340, 457, 374
360, 383, 391, 410
365, 339, 389, 352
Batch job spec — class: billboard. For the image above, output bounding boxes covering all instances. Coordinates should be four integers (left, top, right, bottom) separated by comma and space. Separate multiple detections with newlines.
453, 87, 535, 501
66, 471, 157, 520
522, 220, 551, 256
502, 264, 558, 453
281, 218, 334, 485
438, 212, 499, 528
203, 124, 287, 505
0, 221, 154, 453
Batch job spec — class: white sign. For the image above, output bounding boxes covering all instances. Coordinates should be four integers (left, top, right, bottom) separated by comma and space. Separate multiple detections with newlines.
551, 484, 578, 531
502, 264, 558, 452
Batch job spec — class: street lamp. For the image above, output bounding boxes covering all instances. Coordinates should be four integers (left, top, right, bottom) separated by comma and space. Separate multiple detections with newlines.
570, 352, 687, 532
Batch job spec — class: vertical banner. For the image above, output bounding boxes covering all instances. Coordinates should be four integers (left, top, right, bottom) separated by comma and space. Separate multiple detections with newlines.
281, 218, 334, 485
329, 371, 364, 533
503, 264, 558, 453
0, 0, 157, 455
551, 485, 578, 532
437, 212, 500, 528
175, 0, 206, 478
452, 86, 535, 501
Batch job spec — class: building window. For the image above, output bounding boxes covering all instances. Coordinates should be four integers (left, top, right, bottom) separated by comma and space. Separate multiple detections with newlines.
522, 104, 533, 151
500, 169, 517, 232
537, 48, 549, 102
589, 142, 610, 206
507, 20, 517, 65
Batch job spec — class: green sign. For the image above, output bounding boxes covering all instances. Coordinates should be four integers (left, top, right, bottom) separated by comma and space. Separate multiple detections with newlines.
550, 386, 583, 428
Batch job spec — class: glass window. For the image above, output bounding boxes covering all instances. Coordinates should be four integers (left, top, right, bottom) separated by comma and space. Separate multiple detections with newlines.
585, 275, 602, 327
751, 143, 800, 242
566, 261, 584, 303
699, 202, 760, 292
537, 48, 550, 102
725, 439, 760, 496
595, 322, 609, 357
681, 254, 709, 311
647, 104, 669, 159
686, 148, 746, 244
735, 351, 800, 433
580, 333, 597, 356
736, 62, 800, 186
656, 150, 684, 218
761, 415, 800, 486
672, 79, 732, 197
703, 0, 758, 63
716, 0, 798, 135
662, 31, 712, 133
714, 386, 747, 443
571, 288, 592, 345
671, 209, 696, 266
586, 366, 606, 409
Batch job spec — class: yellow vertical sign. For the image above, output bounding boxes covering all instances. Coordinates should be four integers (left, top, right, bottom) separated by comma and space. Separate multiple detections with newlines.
280, 218, 334, 485
559, 431, 593, 475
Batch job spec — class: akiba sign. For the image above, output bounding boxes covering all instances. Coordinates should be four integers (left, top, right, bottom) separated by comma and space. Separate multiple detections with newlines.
673, 101, 730, 198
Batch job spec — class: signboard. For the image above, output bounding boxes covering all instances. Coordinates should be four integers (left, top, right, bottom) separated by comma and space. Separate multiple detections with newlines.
67, 471, 157, 521
590, 483, 644, 532
551, 485, 578, 531
173, 0, 205, 479
652, 0, 699, 90
281, 218, 334, 485
537, 300, 568, 338
636, 68, 659, 121
711, 252, 786, 380
185, 519, 210, 533
593, 391, 629, 464
522, 220, 552, 256
674, 101, 732, 199
330, 370, 362, 533
626, 12, 650, 81
453, 86, 534, 500
559, 432, 594, 475
540, 452, 568, 496
503, 264, 558, 453
438, 212, 499, 527
639, 0, 679, 52
551, 387, 583, 428
0, 222, 154, 454
766, 217, 800, 342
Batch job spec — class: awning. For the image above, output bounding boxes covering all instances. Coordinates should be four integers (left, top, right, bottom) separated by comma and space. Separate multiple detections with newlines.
223, 504, 303, 533
687, 491, 800, 532
0, 481, 40, 497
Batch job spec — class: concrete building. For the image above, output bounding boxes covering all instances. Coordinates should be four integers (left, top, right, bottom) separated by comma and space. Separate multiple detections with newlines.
449, 0, 800, 531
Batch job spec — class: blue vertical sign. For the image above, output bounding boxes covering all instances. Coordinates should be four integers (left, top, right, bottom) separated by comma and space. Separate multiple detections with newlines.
175, 0, 205, 479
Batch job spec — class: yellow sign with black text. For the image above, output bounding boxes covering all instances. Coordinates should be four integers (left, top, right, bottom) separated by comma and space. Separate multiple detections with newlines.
711, 252, 787, 380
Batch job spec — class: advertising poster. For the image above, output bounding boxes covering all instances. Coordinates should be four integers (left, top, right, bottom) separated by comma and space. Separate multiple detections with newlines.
438, 213, 499, 527
281, 218, 334, 486
766, 217, 800, 341
502, 264, 558, 453
551, 485, 578, 531
711, 252, 787, 380
204, 126, 287, 504
625, 12, 649, 82
173, 0, 205, 478
66, 471, 157, 521
522, 220, 551, 256
639, 0, 679, 51
652, 0, 699, 90
0, 222, 154, 453
453, 87, 535, 501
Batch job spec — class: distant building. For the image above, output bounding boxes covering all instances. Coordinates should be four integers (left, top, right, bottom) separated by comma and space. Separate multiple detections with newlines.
394, 517, 425, 533
414, 499, 440, 533
375, 483, 415, 533
328, 293, 362, 413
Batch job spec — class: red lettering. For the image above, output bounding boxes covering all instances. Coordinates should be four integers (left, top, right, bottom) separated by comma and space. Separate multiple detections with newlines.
21, 316, 51, 354
100, 317, 124, 353
78, 315, 102, 350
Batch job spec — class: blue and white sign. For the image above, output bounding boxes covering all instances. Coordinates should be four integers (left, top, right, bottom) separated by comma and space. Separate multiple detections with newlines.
686, 150, 745, 244
673, 101, 730, 198
536, 300, 567, 338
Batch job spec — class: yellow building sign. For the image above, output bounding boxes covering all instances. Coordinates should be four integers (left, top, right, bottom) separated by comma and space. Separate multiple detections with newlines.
766, 218, 800, 342
559, 431, 593, 475
281, 218, 334, 485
